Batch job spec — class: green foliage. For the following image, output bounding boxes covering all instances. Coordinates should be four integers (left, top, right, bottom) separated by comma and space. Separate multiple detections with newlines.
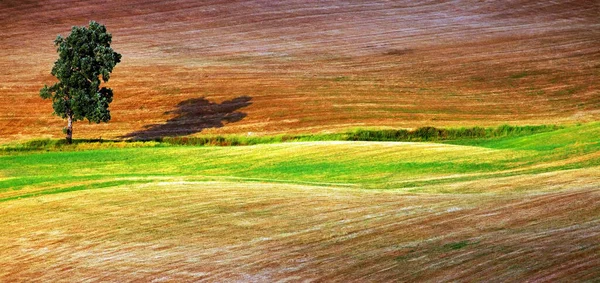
347, 124, 560, 142
40, 21, 121, 124
443, 241, 470, 251
157, 125, 561, 145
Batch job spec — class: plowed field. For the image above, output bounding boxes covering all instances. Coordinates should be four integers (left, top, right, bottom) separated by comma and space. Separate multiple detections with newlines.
1, 0, 599, 141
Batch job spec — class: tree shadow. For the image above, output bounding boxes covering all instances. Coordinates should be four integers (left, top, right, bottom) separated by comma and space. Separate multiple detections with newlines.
122, 96, 252, 140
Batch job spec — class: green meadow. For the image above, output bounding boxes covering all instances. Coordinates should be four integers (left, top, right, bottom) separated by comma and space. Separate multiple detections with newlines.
2, 122, 598, 200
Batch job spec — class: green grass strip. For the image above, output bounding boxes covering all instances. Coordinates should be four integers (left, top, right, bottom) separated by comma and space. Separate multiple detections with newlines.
1, 124, 563, 153
0, 179, 151, 203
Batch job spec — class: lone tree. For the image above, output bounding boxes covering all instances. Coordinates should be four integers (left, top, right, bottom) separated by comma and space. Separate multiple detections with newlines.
40, 21, 121, 143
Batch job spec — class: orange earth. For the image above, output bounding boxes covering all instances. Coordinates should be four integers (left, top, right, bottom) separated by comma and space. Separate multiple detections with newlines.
0, 0, 598, 142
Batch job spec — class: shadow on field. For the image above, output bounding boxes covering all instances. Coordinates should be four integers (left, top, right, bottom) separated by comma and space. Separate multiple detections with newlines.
122, 96, 252, 139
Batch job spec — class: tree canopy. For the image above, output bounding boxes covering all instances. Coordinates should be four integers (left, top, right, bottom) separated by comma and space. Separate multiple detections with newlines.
40, 21, 121, 142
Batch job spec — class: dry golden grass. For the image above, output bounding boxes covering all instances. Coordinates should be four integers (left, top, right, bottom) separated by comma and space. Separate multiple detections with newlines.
1, 0, 599, 142
415, 166, 600, 194
0, 180, 598, 281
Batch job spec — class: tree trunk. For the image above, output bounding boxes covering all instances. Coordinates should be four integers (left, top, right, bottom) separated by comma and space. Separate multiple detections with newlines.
66, 114, 73, 144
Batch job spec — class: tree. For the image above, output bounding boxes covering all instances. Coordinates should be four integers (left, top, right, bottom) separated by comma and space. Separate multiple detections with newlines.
40, 21, 121, 143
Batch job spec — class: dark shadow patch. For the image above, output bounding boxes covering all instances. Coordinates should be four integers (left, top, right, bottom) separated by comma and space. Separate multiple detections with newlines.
122, 96, 252, 140
384, 48, 414, 56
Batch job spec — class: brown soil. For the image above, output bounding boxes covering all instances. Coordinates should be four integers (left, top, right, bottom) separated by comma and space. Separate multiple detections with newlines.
1, 0, 599, 141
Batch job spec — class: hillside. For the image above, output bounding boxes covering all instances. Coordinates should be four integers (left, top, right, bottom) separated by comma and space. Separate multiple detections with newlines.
1, 0, 599, 141
1, 123, 599, 281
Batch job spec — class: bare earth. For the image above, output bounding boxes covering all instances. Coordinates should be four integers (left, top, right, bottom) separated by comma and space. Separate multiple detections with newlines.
1, 0, 599, 141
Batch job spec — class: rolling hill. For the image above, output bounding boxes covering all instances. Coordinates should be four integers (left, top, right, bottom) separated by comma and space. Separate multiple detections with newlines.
0, 1, 599, 281
1, 123, 599, 281
1, 0, 599, 142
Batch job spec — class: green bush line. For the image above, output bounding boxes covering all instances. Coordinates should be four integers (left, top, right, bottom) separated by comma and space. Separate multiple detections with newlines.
1, 124, 561, 153
347, 124, 560, 142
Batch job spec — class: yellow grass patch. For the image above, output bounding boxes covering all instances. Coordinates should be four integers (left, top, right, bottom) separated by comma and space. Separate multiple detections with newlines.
0, 181, 598, 281
411, 166, 600, 194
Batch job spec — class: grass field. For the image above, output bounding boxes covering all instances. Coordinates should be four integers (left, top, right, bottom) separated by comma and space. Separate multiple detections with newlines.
1, 123, 598, 281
